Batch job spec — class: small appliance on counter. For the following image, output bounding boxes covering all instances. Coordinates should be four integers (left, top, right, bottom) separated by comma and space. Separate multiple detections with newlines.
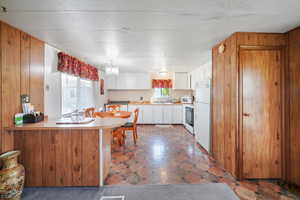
180, 96, 193, 104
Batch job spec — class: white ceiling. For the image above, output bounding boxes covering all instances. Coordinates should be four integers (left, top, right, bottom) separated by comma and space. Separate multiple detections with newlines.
0, 0, 300, 72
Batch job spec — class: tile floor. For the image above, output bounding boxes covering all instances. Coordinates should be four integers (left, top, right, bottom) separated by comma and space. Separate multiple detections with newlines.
105, 125, 299, 200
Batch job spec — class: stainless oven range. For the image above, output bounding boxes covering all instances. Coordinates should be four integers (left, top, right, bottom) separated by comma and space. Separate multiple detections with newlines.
183, 104, 194, 134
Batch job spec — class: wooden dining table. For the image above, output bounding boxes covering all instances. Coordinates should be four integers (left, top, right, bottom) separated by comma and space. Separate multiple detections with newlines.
93, 111, 131, 119
93, 111, 131, 146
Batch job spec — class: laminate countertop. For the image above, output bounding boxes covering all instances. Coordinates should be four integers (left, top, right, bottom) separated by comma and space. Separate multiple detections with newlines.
128, 101, 185, 105
5, 117, 127, 131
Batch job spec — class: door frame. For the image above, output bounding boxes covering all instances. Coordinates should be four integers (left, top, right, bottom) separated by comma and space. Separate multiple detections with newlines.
237, 45, 288, 180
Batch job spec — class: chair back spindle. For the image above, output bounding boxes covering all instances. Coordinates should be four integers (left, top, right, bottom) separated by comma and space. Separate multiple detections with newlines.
133, 109, 139, 125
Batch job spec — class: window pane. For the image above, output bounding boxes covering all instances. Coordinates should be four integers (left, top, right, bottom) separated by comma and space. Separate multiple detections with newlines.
61, 74, 78, 114
153, 88, 170, 97
154, 88, 161, 97
78, 79, 95, 110
161, 88, 170, 96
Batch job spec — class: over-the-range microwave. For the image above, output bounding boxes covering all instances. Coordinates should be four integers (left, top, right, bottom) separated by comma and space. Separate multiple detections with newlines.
180, 96, 193, 104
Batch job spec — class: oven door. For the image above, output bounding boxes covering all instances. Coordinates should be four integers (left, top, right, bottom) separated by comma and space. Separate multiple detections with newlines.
185, 106, 194, 127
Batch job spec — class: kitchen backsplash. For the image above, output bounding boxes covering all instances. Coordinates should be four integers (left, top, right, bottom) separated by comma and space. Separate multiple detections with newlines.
107, 90, 192, 102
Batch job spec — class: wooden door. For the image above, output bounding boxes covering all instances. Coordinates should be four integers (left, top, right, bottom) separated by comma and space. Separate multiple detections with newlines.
240, 48, 282, 179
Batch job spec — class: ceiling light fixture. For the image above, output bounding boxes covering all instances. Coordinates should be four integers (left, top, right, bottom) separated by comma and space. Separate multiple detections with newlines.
105, 60, 119, 75
158, 70, 168, 76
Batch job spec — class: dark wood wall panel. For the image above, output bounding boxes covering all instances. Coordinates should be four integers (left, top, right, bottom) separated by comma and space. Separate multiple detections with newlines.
30, 37, 44, 113
20, 32, 30, 95
82, 130, 100, 186
1, 23, 21, 152
14, 129, 101, 187
212, 32, 287, 180
55, 130, 73, 186
0, 21, 45, 152
224, 34, 238, 176
212, 34, 238, 177
237, 33, 287, 46
71, 130, 83, 186
42, 130, 56, 186
287, 27, 300, 185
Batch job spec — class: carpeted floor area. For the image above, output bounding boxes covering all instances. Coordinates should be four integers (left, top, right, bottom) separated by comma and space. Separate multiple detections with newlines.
22, 183, 239, 200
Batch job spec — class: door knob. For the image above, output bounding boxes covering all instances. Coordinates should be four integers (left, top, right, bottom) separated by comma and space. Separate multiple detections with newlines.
243, 113, 250, 117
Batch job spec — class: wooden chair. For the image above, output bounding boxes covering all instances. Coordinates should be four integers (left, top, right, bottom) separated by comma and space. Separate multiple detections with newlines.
93, 111, 124, 146
84, 107, 95, 118
106, 105, 121, 112
117, 109, 139, 144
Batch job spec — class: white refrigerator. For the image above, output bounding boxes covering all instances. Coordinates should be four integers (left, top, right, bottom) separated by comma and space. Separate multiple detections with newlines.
194, 85, 211, 152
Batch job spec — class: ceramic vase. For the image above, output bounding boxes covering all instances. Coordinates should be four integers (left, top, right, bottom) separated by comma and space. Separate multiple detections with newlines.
0, 151, 25, 200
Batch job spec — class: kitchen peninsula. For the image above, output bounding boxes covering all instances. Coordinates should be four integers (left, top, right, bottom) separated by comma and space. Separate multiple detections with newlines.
5, 118, 127, 187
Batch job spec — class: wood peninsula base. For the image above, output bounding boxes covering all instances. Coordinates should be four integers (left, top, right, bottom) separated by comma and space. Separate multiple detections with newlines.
6, 118, 126, 187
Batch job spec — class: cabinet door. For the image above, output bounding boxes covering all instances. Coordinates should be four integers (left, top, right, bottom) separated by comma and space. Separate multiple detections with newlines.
141, 105, 153, 124
152, 106, 163, 124
162, 106, 172, 124
106, 76, 117, 89
173, 72, 190, 90
137, 73, 151, 89
172, 105, 183, 124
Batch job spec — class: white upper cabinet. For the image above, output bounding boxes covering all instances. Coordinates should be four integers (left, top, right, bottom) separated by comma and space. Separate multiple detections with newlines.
106, 73, 150, 90
173, 72, 191, 90
106, 75, 117, 90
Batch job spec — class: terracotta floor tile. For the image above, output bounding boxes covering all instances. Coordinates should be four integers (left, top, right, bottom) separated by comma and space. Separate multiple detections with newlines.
105, 125, 299, 200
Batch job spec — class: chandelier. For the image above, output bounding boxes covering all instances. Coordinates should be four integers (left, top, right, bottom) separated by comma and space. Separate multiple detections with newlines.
105, 60, 119, 75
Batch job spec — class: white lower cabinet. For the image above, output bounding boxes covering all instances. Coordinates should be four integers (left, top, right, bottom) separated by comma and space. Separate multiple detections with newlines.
152, 105, 164, 124
162, 106, 173, 124
128, 104, 183, 124
172, 105, 183, 124
141, 105, 153, 124
128, 105, 142, 123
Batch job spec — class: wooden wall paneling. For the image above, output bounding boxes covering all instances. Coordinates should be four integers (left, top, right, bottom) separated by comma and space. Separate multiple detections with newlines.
102, 129, 112, 182
281, 43, 289, 181
212, 40, 226, 168
0, 22, 2, 153
13, 131, 24, 164
42, 130, 56, 186
236, 32, 287, 47
29, 37, 44, 112
20, 32, 30, 95
24, 131, 43, 186
240, 48, 282, 179
55, 130, 72, 186
224, 34, 238, 177
71, 129, 83, 186
82, 130, 100, 186
1, 23, 21, 152
287, 28, 300, 185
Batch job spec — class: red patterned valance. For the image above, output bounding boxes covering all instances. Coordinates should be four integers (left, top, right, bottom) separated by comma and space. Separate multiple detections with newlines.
57, 52, 99, 81
152, 79, 172, 88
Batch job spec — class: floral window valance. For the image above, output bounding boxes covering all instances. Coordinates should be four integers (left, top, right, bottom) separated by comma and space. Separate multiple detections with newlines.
57, 52, 99, 81
152, 79, 172, 88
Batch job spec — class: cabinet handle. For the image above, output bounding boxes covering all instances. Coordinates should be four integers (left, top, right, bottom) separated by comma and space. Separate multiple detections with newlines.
243, 113, 250, 117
